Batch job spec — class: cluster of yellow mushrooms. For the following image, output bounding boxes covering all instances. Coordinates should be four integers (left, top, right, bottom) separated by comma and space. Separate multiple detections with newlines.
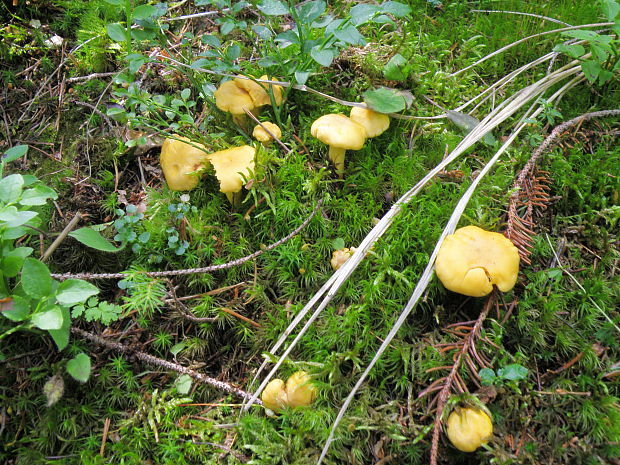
157, 72, 524, 454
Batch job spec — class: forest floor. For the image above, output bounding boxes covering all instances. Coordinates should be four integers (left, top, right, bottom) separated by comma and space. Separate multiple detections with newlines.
0, 1, 619, 464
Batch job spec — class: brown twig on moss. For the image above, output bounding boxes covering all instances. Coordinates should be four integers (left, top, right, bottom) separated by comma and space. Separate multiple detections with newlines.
71, 327, 261, 404
424, 293, 497, 465
506, 109, 620, 262
51, 199, 323, 280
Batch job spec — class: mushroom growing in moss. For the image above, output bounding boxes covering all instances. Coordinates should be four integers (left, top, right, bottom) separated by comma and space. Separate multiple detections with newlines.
260, 371, 317, 413
349, 107, 390, 138
159, 137, 209, 191
206, 145, 255, 205
330, 247, 355, 271
235, 75, 283, 107
214, 80, 256, 126
311, 114, 367, 177
435, 226, 520, 297
253, 122, 282, 146
446, 407, 493, 452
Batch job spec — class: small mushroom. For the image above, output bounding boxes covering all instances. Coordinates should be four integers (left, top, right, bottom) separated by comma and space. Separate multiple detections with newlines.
260, 371, 317, 413
253, 122, 282, 145
330, 247, 355, 271
435, 226, 520, 297
285, 371, 317, 408
349, 107, 390, 138
446, 407, 493, 452
214, 80, 255, 126
206, 145, 255, 205
311, 114, 367, 177
261, 378, 288, 412
235, 75, 283, 107
159, 137, 209, 191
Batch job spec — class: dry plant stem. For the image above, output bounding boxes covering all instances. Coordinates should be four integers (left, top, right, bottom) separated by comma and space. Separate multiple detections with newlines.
71, 327, 261, 404
41, 212, 82, 262
51, 199, 322, 280
429, 295, 496, 465
450, 22, 612, 77
471, 9, 572, 26
66, 72, 117, 83
246, 63, 583, 417
315, 73, 583, 464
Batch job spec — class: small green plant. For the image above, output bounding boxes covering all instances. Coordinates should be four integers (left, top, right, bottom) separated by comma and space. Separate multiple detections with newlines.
479, 363, 529, 388
553, 0, 620, 85
113, 204, 151, 253
0, 145, 99, 382
71, 296, 123, 324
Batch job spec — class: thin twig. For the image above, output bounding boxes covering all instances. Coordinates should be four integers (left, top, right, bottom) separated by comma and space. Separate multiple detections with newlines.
51, 199, 322, 280
72, 327, 261, 403
471, 9, 572, 27
66, 72, 117, 83
41, 212, 82, 262
243, 108, 292, 154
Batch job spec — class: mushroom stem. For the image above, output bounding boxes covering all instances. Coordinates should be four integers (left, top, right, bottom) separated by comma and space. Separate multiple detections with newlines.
226, 191, 243, 206
328, 146, 347, 178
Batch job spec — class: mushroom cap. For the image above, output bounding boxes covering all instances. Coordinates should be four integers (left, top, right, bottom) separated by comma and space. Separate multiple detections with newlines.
214, 80, 255, 115
261, 379, 287, 412
285, 371, 317, 408
446, 407, 493, 452
435, 226, 520, 297
235, 75, 283, 107
349, 107, 390, 138
160, 137, 209, 191
310, 114, 367, 150
330, 247, 354, 271
206, 145, 256, 195
252, 122, 282, 143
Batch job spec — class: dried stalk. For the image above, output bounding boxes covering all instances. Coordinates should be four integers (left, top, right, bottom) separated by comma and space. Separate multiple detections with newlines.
51, 199, 322, 280
72, 327, 261, 404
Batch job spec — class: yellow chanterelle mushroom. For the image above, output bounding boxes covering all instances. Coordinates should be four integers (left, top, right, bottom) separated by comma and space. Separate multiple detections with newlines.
206, 145, 255, 205
252, 122, 282, 145
349, 107, 390, 138
260, 371, 317, 413
435, 225, 520, 297
446, 407, 493, 452
159, 137, 209, 191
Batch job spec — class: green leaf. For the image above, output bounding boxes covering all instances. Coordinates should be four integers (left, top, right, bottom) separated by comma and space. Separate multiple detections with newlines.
380, 1, 412, 17
446, 110, 497, 146
107, 23, 129, 42
257, 0, 289, 15
0, 207, 37, 228
170, 342, 187, 357
66, 353, 91, 383
201, 34, 221, 47
295, 71, 311, 85
31, 306, 63, 330
133, 4, 157, 20
56, 279, 99, 306
0, 174, 24, 203
383, 53, 409, 81
127, 53, 148, 74
1, 295, 31, 322
174, 374, 193, 394
69, 227, 122, 252
296, 0, 326, 23
582, 59, 602, 83
497, 364, 528, 381
19, 185, 58, 206
363, 87, 407, 114
332, 238, 345, 250
181, 88, 191, 100
479, 368, 497, 386
3, 247, 34, 277
21, 258, 52, 299
48, 306, 71, 350
191, 58, 211, 69
2, 145, 28, 165
601, 0, 620, 21
310, 47, 335, 66
552, 43, 585, 59
334, 26, 366, 45
104, 0, 122, 5
350, 4, 379, 25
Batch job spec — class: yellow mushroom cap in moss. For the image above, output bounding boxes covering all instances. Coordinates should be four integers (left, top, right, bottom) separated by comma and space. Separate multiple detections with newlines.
349, 107, 390, 138
330, 247, 354, 271
253, 122, 282, 144
206, 145, 255, 203
310, 114, 367, 176
235, 75, 283, 107
159, 137, 209, 191
435, 226, 520, 297
261, 378, 288, 412
284, 371, 317, 408
214, 80, 255, 115
446, 407, 493, 452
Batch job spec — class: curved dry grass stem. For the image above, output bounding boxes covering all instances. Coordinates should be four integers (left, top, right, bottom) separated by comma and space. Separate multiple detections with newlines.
471, 9, 572, 27
315, 69, 583, 465
450, 22, 611, 77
